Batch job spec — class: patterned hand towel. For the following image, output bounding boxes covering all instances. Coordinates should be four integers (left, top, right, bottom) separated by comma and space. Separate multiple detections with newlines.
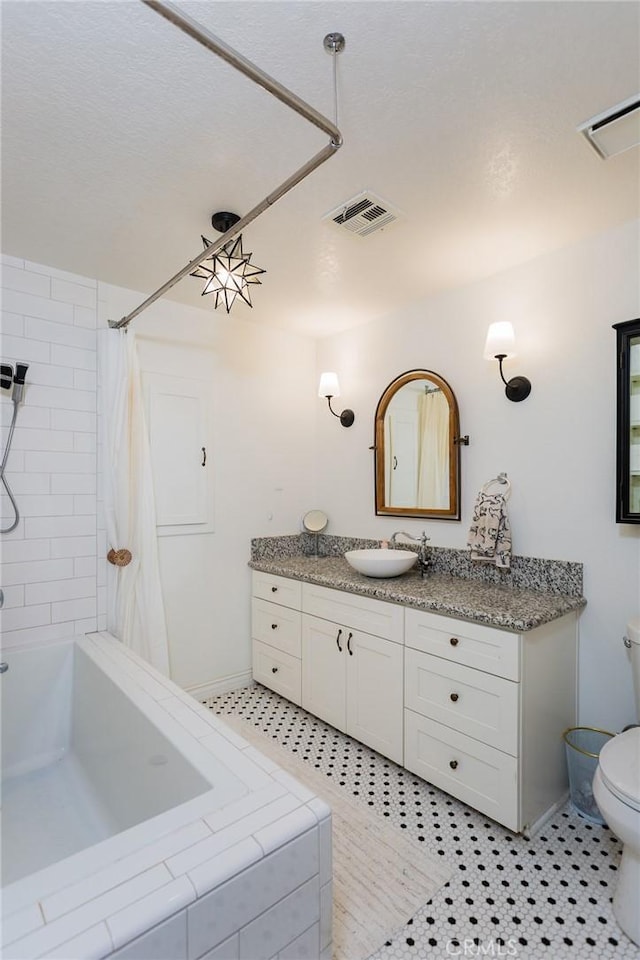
467, 492, 512, 569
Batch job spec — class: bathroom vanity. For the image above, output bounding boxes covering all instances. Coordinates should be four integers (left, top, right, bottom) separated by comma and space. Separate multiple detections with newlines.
250, 549, 585, 836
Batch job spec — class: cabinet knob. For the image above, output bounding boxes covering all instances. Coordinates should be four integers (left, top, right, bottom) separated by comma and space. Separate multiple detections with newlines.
271, 666, 279, 674
449, 759, 458, 770
271, 623, 278, 630
450, 692, 459, 702
449, 637, 459, 647
336, 629, 343, 653
271, 586, 278, 593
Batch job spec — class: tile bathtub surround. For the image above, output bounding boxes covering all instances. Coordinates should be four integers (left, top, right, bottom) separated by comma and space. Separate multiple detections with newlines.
1, 634, 332, 960
209, 684, 638, 960
0, 254, 98, 644
250, 535, 584, 598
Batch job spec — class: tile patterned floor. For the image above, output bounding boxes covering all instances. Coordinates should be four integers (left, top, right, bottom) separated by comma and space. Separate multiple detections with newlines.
206, 684, 639, 960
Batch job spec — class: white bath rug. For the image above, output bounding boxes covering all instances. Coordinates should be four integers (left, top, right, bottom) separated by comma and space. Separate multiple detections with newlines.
221, 715, 453, 960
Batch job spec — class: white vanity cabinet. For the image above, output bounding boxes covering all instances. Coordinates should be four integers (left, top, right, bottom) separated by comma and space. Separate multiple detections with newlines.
301, 583, 404, 764
251, 569, 578, 835
403, 608, 577, 834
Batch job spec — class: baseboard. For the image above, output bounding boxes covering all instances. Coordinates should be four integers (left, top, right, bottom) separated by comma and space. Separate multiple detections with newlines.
523, 791, 569, 838
185, 671, 254, 703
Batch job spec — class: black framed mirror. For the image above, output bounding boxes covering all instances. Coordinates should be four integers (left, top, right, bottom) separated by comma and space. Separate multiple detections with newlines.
613, 318, 640, 523
374, 369, 463, 520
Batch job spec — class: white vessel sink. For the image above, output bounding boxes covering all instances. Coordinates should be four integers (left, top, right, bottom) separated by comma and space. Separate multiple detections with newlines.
344, 548, 417, 578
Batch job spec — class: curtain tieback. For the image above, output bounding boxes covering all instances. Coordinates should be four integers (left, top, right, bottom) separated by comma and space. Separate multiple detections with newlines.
107, 548, 133, 567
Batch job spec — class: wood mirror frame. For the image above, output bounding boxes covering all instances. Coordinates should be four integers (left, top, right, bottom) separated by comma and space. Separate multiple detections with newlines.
374, 369, 462, 520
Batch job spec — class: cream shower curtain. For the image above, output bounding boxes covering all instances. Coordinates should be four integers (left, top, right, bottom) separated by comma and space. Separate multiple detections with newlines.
417, 389, 450, 509
100, 329, 170, 675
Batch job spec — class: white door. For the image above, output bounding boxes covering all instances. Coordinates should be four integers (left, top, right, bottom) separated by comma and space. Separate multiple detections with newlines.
346, 632, 404, 764
144, 373, 214, 535
301, 614, 346, 732
387, 410, 418, 507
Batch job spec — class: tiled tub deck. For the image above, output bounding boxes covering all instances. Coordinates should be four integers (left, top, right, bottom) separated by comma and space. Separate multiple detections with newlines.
0, 633, 332, 960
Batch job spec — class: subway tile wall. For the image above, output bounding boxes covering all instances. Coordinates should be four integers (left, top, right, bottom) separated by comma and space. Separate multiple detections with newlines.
0, 254, 103, 645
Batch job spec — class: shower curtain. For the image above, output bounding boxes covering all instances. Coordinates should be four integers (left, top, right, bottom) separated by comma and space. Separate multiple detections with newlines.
417, 389, 450, 509
100, 328, 170, 676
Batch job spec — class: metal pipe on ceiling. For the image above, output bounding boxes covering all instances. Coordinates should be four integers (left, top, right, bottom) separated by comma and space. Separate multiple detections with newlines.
109, 0, 343, 330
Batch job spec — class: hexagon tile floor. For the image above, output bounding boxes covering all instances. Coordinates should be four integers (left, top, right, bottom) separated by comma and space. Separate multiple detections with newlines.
205, 684, 639, 960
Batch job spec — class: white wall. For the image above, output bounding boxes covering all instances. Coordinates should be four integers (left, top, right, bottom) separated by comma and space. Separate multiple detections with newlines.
0, 255, 98, 645
99, 284, 317, 695
4, 223, 639, 729
315, 219, 640, 731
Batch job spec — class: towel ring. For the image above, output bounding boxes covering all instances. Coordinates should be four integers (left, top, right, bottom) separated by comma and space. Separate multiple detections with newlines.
481, 472, 511, 499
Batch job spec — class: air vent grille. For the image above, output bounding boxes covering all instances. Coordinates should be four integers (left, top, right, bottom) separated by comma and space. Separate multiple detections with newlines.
323, 191, 402, 237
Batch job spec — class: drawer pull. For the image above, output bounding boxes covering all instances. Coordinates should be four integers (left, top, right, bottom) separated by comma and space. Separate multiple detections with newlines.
271, 666, 279, 674
271, 623, 278, 630
336, 628, 343, 653
347, 632, 353, 655
450, 692, 459, 702
271, 586, 278, 593
449, 759, 458, 770
449, 637, 459, 647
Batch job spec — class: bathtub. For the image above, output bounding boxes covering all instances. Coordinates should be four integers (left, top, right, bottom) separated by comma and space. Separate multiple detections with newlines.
1, 633, 332, 960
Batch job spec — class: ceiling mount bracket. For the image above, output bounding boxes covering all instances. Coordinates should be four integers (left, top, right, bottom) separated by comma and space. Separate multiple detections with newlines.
211, 212, 241, 234
323, 33, 345, 54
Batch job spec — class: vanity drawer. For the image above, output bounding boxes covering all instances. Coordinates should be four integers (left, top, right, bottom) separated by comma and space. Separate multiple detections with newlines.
252, 598, 302, 657
404, 709, 519, 832
405, 608, 520, 681
252, 639, 301, 706
405, 648, 519, 755
302, 582, 403, 643
252, 572, 302, 610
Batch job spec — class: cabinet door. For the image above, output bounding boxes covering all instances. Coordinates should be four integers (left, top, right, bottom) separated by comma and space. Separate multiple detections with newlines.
301, 615, 347, 732
347, 632, 404, 764
144, 373, 213, 535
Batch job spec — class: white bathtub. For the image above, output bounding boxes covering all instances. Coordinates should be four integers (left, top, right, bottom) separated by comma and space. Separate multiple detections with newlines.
1, 633, 332, 960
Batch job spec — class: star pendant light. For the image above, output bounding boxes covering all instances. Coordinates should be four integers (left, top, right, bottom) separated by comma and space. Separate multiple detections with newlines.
190, 212, 265, 313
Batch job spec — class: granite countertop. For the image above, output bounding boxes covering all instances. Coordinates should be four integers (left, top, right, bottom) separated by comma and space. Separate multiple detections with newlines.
249, 555, 586, 632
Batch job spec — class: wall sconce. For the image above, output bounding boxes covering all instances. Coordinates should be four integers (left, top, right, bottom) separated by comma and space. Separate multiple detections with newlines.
484, 322, 532, 402
318, 372, 355, 427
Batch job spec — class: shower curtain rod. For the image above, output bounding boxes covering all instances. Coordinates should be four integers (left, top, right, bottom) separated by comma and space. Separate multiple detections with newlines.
109, 0, 343, 330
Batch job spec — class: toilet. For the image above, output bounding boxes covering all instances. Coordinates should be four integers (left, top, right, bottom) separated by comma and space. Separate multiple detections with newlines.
593, 617, 640, 946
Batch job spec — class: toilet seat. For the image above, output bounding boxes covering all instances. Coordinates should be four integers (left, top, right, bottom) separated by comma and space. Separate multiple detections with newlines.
599, 727, 640, 812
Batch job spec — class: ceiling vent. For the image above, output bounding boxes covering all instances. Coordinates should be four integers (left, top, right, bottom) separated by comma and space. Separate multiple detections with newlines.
323, 191, 402, 237
578, 95, 640, 159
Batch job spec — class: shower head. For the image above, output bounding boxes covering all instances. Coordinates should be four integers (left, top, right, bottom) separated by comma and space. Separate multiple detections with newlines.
12, 362, 28, 404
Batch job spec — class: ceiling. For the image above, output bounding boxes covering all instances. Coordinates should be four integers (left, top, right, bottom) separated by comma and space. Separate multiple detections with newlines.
2, 1, 639, 337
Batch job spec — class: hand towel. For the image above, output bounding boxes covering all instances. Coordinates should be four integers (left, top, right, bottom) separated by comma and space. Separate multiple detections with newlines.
467, 491, 512, 569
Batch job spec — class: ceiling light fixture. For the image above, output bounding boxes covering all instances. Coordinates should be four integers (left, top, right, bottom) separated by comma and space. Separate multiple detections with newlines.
578, 95, 640, 160
484, 322, 532, 402
190, 211, 265, 313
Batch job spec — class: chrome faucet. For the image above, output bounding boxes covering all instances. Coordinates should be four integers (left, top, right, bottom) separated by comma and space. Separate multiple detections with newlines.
390, 530, 431, 577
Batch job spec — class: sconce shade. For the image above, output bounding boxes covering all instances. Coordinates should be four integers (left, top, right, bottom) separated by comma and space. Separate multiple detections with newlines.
319, 372, 340, 398
484, 321, 517, 360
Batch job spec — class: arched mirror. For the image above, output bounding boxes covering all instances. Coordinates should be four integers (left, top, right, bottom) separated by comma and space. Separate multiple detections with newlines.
374, 369, 463, 520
